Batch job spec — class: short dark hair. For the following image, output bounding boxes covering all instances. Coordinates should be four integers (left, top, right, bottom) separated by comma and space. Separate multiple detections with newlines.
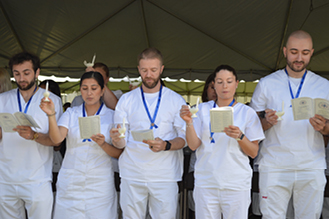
93, 62, 109, 78
201, 73, 215, 102
137, 48, 163, 65
9, 52, 40, 73
80, 71, 104, 89
39, 80, 61, 98
211, 65, 238, 81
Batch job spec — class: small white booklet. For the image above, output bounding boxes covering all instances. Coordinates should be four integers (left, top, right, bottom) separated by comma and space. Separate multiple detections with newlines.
78, 115, 101, 139
131, 129, 154, 142
210, 107, 234, 132
291, 97, 329, 120
0, 112, 40, 132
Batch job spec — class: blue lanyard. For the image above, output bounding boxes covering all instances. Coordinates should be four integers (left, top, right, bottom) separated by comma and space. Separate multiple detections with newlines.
17, 85, 37, 113
284, 68, 307, 99
209, 99, 235, 143
140, 84, 163, 129
82, 102, 104, 142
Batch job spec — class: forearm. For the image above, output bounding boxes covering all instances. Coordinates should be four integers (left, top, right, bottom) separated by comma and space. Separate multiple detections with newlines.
100, 142, 123, 158
103, 86, 118, 110
48, 115, 65, 144
185, 123, 201, 151
34, 132, 60, 146
238, 138, 259, 158
166, 137, 186, 151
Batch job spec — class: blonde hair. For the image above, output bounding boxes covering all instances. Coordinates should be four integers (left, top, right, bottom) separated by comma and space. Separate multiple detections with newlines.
0, 68, 12, 93
137, 48, 163, 66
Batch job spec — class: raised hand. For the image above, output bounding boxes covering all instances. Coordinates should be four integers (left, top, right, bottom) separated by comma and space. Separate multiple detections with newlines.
265, 109, 278, 126
180, 105, 193, 123
39, 97, 56, 116
85, 66, 95, 72
110, 124, 126, 149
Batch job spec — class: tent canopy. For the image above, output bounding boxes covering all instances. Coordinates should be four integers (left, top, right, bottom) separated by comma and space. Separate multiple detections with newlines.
1, 0, 329, 86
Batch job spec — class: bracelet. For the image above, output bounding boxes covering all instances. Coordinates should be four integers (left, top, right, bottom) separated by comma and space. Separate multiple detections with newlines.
186, 122, 193, 128
47, 112, 56, 117
32, 132, 39, 141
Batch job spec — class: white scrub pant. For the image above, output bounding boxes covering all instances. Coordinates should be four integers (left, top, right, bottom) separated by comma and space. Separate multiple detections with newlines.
0, 181, 53, 219
194, 186, 250, 219
120, 179, 178, 219
259, 168, 325, 219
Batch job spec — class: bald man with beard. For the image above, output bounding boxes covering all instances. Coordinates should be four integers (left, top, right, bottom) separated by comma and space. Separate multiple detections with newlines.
250, 30, 329, 218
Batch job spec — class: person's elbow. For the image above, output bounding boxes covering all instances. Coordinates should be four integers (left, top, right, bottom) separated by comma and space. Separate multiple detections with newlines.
249, 151, 258, 159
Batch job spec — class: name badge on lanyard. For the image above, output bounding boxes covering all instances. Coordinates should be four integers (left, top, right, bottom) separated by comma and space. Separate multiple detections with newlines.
285, 68, 307, 107
140, 84, 163, 129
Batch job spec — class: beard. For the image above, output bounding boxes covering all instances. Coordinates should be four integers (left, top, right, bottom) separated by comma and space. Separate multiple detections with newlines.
16, 77, 36, 91
142, 76, 160, 89
286, 59, 309, 73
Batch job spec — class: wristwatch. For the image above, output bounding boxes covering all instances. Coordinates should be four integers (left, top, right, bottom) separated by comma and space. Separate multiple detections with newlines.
32, 132, 39, 141
236, 132, 245, 141
164, 140, 171, 151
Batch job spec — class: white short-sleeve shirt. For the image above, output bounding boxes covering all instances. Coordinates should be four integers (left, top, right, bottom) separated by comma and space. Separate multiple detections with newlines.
114, 86, 186, 182
0, 88, 63, 184
58, 104, 114, 172
250, 69, 329, 170
193, 101, 265, 190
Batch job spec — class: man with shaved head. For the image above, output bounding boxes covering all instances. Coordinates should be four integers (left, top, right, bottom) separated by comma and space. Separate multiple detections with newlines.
250, 30, 329, 218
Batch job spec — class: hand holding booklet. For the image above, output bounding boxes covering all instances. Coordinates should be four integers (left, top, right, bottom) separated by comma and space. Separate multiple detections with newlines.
78, 115, 101, 139
131, 129, 154, 142
0, 112, 40, 132
291, 97, 329, 120
210, 107, 234, 132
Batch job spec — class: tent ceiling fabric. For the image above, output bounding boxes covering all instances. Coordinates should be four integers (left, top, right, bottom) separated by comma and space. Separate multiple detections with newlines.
1, 0, 329, 82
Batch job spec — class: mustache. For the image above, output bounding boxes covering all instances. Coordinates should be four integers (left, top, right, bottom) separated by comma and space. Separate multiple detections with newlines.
293, 61, 304, 64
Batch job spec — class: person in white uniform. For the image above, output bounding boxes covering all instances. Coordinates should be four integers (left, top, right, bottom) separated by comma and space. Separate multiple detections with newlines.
71, 62, 124, 218
111, 48, 186, 219
0, 52, 63, 219
40, 71, 123, 219
180, 65, 265, 219
250, 30, 329, 219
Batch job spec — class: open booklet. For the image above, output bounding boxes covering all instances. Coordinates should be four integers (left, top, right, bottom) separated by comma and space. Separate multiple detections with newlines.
0, 112, 40, 132
210, 107, 234, 132
78, 115, 101, 139
131, 129, 154, 142
291, 97, 329, 120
